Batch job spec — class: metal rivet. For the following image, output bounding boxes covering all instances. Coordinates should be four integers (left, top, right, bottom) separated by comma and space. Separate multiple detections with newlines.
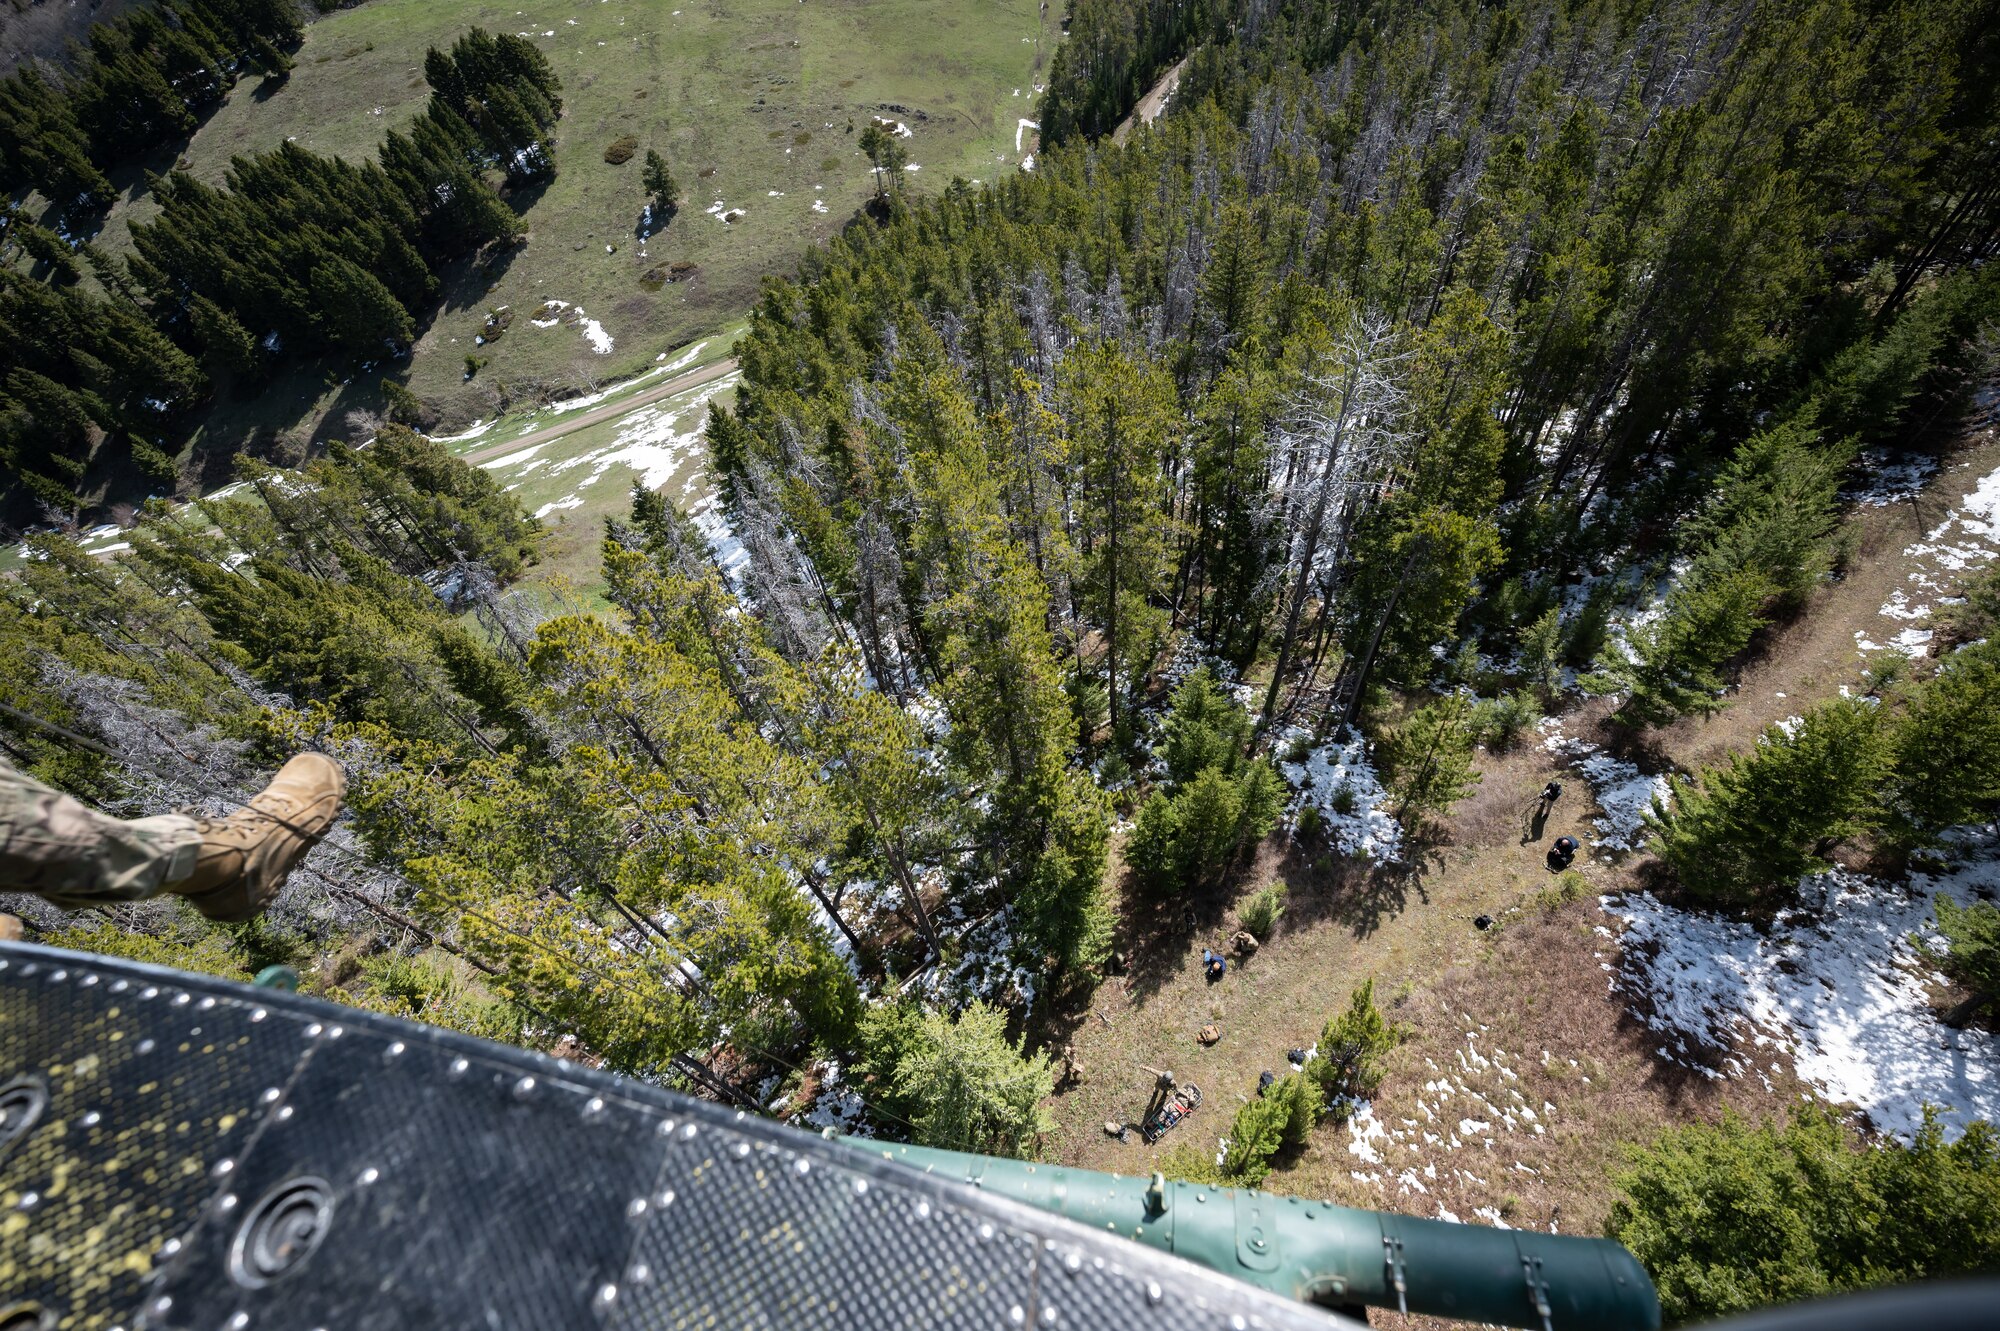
1230, 1317, 1247, 1331
628, 1262, 652, 1284
249, 1008, 266, 1023
325, 1026, 343, 1040
679, 1122, 698, 1140
386, 1041, 405, 1059
733, 1141, 751, 1159
50, 968, 68, 982
513, 1076, 536, 1099
228, 1312, 250, 1330
277, 1106, 294, 1122
1146, 1282, 1163, 1306
260, 1088, 281, 1105
1041, 1307, 1058, 1327
304, 1023, 322, 1038
212, 1158, 235, 1178
80, 1110, 102, 1128
1063, 1251, 1082, 1274
450, 1057, 469, 1078
110, 978, 128, 993
793, 1157, 812, 1176
139, 984, 157, 999
627, 1197, 647, 1219
657, 1118, 677, 1137
654, 1188, 676, 1209
594, 1283, 618, 1310
583, 1097, 605, 1119
161, 1238, 182, 1258
136, 1039, 156, 1055
357, 1166, 380, 1186
81, 973, 99, 987
1008, 1306, 1025, 1326
914, 1200, 931, 1220
17, 1190, 40, 1211
852, 1178, 869, 1196
979, 1222, 995, 1240
171, 991, 190, 1006
198, 997, 216, 1012
151, 1297, 172, 1316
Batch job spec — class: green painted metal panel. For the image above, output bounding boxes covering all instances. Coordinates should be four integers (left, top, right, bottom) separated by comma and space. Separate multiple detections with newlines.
837, 1137, 1660, 1331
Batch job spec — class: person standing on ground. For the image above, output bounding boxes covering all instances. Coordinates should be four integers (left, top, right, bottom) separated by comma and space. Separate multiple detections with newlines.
1538, 779, 1563, 815
0, 754, 345, 934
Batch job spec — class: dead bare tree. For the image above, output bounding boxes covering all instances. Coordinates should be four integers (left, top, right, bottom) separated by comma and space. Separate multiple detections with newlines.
1258, 313, 1412, 729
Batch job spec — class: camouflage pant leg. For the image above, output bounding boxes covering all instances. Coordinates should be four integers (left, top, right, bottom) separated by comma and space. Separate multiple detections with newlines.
0, 761, 200, 907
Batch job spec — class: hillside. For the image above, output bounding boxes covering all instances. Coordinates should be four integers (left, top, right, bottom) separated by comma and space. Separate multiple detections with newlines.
4, 0, 2000, 1322
3, 0, 1052, 515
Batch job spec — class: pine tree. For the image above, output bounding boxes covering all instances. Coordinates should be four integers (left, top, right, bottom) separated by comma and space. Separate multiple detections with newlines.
1059, 339, 1177, 744
190, 293, 260, 376
1886, 640, 2000, 844
1929, 897, 2000, 1029
642, 148, 680, 212
312, 258, 416, 356
890, 1001, 1054, 1158
1649, 699, 1891, 904
1383, 695, 1481, 830
1305, 978, 1397, 1113
1608, 1107, 2000, 1325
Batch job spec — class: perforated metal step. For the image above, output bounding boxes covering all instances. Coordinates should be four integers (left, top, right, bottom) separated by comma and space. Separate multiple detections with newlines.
0, 942, 1343, 1331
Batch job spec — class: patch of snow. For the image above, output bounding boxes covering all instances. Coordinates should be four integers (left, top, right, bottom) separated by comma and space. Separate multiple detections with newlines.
1278, 726, 1402, 863
912, 905, 1037, 1012
429, 418, 494, 445
792, 1060, 873, 1136
1845, 449, 1938, 507
1601, 826, 2000, 1141
478, 443, 546, 472
547, 367, 669, 415
1539, 718, 1670, 851
1015, 119, 1039, 152
1346, 1102, 1385, 1163
536, 373, 739, 496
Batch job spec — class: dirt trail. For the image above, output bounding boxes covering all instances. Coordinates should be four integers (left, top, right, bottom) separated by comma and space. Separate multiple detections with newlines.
457, 357, 740, 466
1045, 425, 2000, 1221
1112, 56, 1190, 146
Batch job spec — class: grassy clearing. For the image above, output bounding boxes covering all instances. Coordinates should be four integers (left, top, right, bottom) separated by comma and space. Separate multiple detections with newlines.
469, 336, 742, 592
62, 0, 1052, 458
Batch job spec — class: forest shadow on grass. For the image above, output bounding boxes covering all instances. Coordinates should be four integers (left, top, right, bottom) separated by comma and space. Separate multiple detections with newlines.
433, 239, 530, 318
1108, 865, 1217, 1008
1269, 823, 1445, 942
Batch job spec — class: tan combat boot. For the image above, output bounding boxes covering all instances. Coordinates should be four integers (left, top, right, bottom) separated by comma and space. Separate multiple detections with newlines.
172, 754, 345, 921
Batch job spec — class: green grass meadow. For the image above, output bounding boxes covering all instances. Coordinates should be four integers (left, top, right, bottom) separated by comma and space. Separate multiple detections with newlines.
78, 0, 1053, 461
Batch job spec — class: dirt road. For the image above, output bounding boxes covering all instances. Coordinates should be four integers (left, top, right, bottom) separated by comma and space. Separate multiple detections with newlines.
1112, 56, 1190, 146
457, 356, 740, 466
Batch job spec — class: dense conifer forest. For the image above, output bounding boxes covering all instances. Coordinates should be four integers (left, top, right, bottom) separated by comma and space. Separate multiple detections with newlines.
0, 13, 555, 517
5, 0, 2000, 1315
